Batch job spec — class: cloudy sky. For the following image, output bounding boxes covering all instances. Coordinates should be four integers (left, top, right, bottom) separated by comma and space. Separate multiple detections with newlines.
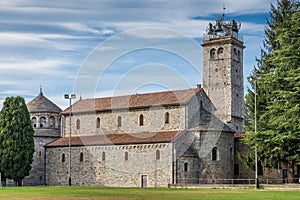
0, 0, 274, 109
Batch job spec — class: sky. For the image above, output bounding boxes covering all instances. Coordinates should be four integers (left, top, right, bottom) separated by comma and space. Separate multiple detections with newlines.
0, 0, 274, 109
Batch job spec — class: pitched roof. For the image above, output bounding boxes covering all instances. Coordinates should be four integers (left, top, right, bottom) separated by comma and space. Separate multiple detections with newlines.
27, 92, 62, 113
46, 130, 184, 147
61, 87, 201, 114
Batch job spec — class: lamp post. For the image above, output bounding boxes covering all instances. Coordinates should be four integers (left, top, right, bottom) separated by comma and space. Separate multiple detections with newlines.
248, 77, 259, 189
64, 94, 76, 186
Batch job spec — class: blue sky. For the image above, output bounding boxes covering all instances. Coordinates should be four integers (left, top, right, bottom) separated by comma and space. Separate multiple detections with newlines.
0, 0, 274, 109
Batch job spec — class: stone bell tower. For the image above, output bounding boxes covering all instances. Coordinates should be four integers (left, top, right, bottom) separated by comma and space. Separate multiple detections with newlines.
201, 14, 245, 133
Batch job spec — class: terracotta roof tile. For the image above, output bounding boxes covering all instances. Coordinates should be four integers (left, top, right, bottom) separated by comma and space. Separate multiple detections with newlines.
234, 132, 245, 138
46, 130, 184, 147
61, 87, 200, 114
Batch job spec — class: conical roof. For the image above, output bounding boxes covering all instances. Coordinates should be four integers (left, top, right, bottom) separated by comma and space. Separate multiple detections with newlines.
27, 90, 61, 113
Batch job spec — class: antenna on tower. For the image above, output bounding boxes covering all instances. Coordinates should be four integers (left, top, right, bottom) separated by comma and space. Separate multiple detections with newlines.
222, 4, 226, 18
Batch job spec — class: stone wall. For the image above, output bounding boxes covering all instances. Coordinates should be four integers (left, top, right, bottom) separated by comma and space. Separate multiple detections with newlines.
202, 36, 245, 133
187, 90, 215, 128
46, 142, 173, 187
199, 131, 234, 183
63, 106, 186, 136
23, 136, 60, 186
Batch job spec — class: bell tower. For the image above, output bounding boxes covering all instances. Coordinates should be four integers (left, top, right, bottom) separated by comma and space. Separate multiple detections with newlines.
201, 15, 245, 133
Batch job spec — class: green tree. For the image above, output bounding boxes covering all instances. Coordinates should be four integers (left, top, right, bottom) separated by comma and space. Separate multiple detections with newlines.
242, 0, 300, 179
0, 96, 34, 186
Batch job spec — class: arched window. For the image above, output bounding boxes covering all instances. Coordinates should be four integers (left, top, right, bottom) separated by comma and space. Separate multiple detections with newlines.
165, 112, 169, 124
32, 117, 37, 128
156, 149, 160, 160
217, 47, 224, 54
139, 114, 144, 126
210, 48, 216, 60
62, 153, 65, 163
102, 151, 105, 161
49, 116, 55, 128
39, 117, 46, 128
124, 151, 128, 161
80, 152, 84, 162
238, 50, 241, 61
96, 117, 100, 128
117, 116, 122, 127
76, 119, 80, 130
212, 147, 217, 161
184, 162, 188, 172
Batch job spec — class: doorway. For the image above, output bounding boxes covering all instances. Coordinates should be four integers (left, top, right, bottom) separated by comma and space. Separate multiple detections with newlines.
141, 175, 147, 188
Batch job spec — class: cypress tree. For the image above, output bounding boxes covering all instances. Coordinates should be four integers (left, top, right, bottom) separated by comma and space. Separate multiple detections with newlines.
0, 96, 34, 186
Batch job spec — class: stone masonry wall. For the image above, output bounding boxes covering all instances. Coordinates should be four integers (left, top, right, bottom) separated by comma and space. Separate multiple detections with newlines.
46, 143, 173, 187
202, 37, 244, 133
199, 131, 234, 183
63, 106, 185, 136
23, 136, 60, 186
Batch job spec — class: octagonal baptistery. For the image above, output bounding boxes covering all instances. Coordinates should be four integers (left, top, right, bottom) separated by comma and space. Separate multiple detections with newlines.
24, 89, 62, 186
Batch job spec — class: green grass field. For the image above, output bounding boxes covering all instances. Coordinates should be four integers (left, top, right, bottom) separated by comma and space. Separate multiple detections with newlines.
0, 186, 299, 200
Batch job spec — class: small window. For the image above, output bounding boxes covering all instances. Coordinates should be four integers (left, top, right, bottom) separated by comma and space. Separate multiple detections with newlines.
234, 164, 239, 175
49, 116, 55, 128
212, 147, 217, 161
139, 114, 144, 126
80, 152, 84, 162
40, 117, 46, 128
117, 116, 122, 127
125, 151, 128, 161
210, 48, 216, 60
165, 112, 170, 124
102, 151, 105, 161
32, 117, 37, 128
39, 151, 42, 157
156, 149, 160, 160
76, 119, 80, 130
62, 153, 65, 163
96, 117, 100, 128
217, 47, 224, 54
184, 162, 188, 172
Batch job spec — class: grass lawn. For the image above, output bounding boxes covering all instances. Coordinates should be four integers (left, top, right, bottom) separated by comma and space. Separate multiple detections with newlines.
0, 186, 299, 200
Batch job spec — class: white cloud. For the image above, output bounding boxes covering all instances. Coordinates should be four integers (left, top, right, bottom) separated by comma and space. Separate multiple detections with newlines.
0, 0, 273, 109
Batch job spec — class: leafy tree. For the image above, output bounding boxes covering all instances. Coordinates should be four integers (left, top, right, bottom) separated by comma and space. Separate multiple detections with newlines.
242, 0, 300, 179
0, 96, 34, 186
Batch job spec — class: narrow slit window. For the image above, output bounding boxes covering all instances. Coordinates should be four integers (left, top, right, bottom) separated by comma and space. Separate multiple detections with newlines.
76, 119, 80, 130
165, 112, 170, 124
62, 153, 65, 163
117, 116, 122, 127
156, 149, 160, 160
80, 152, 84, 162
139, 114, 144, 126
96, 117, 100, 128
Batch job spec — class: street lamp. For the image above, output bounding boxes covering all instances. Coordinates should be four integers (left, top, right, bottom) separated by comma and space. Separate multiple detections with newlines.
64, 94, 76, 186
248, 77, 259, 189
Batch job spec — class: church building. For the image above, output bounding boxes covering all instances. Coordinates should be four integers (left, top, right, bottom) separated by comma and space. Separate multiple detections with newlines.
23, 16, 266, 187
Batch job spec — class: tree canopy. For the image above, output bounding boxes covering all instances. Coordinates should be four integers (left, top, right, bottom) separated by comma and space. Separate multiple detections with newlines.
243, 0, 300, 178
0, 96, 34, 186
